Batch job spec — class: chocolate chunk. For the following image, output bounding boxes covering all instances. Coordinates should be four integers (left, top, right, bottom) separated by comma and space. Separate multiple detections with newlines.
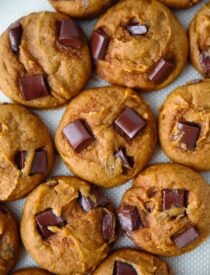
63, 119, 94, 153
15, 151, 27, 170
35, 208, 66, 239
200, 51, 210, 75
19, 75, 49, 101
162, 189, 187, 211
114, 261, 137, 275
115, 147, 133, 170
91, 29, 110, 60
148, 58, 176, 84
79, 194, 95, 212
114, 107, 146, 141
173, 227, 199, 248
178, 122, 200, 151
118, 205, 141, 232
31, 149, 47, 174
9, 22, 22, 53
126, 24, 148, 35
58, 19, 83, 49
91, 186, 110, 207
102, 212, 115, 242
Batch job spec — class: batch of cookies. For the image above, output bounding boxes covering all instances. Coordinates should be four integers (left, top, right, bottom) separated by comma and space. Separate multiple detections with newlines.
0, 0, 209, 274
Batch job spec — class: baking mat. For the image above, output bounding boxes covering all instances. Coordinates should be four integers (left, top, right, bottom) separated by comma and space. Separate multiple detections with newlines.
0, 0, 210, 274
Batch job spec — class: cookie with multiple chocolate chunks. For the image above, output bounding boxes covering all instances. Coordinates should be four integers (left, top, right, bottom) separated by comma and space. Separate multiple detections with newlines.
0, 12, 92, 109
13, 268, 51, 275
159, 0, 200, 9
21, 176, 116, 274
55, 86, 156, 188
91, 0, 188, 91
159, 80, 210, 171
0, 104, 54, 201
92, 248, 172, 275
119, 164, 210, 256
0, 206, 19, 275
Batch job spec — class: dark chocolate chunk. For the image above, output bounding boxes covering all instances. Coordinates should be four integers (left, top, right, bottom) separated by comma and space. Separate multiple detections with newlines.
118, 205, 141, 232
35, 208, 66, 239
126, 24, 148, 35
58, 19, 83, 49
102, 212, 115, 242
114, 107, 146, 141
9, 22, 22, 53
148, 58, 176, 84
172, 227, 199, 248
63, 119, 94, 153
91, 29, 110, 60
79, 194, 95, 212
91, 186, 110, 207
178, 121, 200, 151
200, 51, 210, 75
114, 261, 137, 275
19, 75, 49, 101
31, 149, 47, 174
162, 189, 187, 211
15, 151, 27, 170
115, 147, 133, 170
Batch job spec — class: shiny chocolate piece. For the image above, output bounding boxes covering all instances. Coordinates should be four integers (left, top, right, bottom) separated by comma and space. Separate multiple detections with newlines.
9, 22, 22, 53
63, 119, 94, 153
15, 151, 27, 170
173, 227, 199, 248
148, 58, 176, 84
114, 107, 146, 141
126, 24, 148, 35
162, 189, 187, 211
91, 29, 110, 60
178, 122, 200, 151
35, 208, 66, 239
79, 194, 95, 212
114, 261, 137, 275
19, 75, 49, 101
118, 205, 141, 232
115, 147, 133, 170
200, 51, 210, 75
58, 19, 83, 49
102, 212, 115, 242
91, 186, 110, 207
31, 149, 47, 174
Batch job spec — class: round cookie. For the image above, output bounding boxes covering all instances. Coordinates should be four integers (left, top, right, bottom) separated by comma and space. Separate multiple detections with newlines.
21, 176, 116, 274
0, 206, 19, 275
0, 12, 92, 109
55, 86, 157, 188
159, 80, 210, 171
189, 2, 210, 77
13, 268, 51, 275
93, 248, 172, 275
49, 0, 115, 18
118, 163, 210, 256
0, 104, 54, 201
91, 0, 188, 91
159, 0, 200, 9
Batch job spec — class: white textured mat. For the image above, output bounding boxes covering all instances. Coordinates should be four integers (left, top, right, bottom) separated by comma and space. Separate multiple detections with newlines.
0, 0, 210, 274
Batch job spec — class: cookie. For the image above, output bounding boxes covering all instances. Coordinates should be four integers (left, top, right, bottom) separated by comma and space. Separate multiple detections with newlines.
159, 0, 200, 9
0, 206, 19, 275
21, 176, 116, 274
55, 86, 156, 188
0, 104, 54, 201
13, 268, 51, 275
0, 12, 92, 109
91, 0, 188, 91
49, 0, 115, 18
92, 248, 172, 275
159, 80, 210, 171
189, 2, 210, 77
118, 163, 210, 256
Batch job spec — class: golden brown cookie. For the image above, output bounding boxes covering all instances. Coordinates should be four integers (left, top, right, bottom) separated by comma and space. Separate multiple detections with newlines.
91, 0, 188, 91
21, 176, 116, 274
189, 2, 210, 77
55, 86, 156, 188
0, 206, 19, 275
0, 12, 92, 109
49, 0, 115, 18
13, 268, 51, 275
0, 104, 54, 201
159, 0, 200, 9
92, 248, 172, 275
118, 164, 210, 256
159, 80, 210, 171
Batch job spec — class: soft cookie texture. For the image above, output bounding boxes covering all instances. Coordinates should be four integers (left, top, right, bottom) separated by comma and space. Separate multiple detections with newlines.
91, 0, 188, 91
13, 268, 51, 275
0, 104, 54, 201
0, 12, 92, 109
189, 2, 210, 77
93, 248, 172, 275
118, 164, 210, 256
159, 0, 200, 9
55, 86, 157, 188
49, 0, 115, 18
0, 206, 19, 275
159, 80, 210, 171
21, 176, 116, 274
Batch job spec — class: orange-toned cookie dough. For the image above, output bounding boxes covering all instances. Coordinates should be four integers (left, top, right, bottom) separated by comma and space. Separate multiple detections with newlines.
160, 0, 200, 9
13, 268, 51, 275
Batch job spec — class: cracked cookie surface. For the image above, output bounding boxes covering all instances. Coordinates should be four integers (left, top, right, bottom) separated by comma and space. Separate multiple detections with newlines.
160, 0, 200, 9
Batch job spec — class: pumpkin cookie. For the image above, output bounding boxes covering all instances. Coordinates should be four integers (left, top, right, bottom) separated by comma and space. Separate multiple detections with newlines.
160, 0, 200, 9
13, 268, 51, 275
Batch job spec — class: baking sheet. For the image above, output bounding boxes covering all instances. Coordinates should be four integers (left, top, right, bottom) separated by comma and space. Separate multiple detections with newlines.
1, 0, 210, 274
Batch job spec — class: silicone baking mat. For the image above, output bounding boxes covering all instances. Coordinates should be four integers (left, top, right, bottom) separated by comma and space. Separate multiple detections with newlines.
1, 0, 210, 274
